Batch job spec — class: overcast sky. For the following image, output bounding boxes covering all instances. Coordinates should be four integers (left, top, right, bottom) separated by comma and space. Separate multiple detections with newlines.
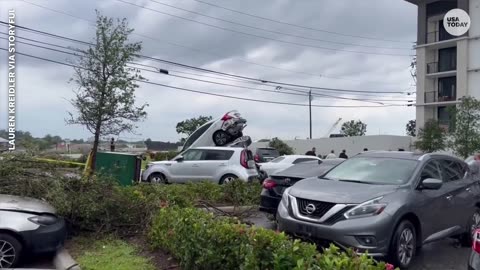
0, 0, 418, 142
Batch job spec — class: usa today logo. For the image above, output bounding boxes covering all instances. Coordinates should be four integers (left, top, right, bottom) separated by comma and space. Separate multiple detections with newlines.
444, 9, 471, 36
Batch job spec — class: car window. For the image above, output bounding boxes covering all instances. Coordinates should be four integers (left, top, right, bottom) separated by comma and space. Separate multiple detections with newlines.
323, 157, 418, 185
257, 148, 279, 157
420, 160, 442, 181
439, 159, 466, 182
270, 156, 285, 163
182, 149, 204, 161
203, 150, 234, 161
182, 122, 214, 151
293, 158, 318, 164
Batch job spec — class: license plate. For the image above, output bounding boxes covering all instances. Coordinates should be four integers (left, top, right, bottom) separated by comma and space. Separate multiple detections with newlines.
296, 223, 316, 236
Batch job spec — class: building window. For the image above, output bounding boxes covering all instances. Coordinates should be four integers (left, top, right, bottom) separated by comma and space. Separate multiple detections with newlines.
439, 20, 456, 41
438, 76, 456, 101
438, 47, 457, 72
438, 106, 455, 131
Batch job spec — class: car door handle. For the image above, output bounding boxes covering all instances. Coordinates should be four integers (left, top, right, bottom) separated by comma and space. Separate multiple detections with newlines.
466, 187, 472, 192
192, 164, 199, 167
219, 163, 227, 166
446, 195, 453, 200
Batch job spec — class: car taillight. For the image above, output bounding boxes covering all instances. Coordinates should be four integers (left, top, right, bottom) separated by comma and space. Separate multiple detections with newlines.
254, 154, 260, 162
473, 229, 480, 254
240, 150, 248, 168
263, 178, 277, 190
221, 113, 234, 121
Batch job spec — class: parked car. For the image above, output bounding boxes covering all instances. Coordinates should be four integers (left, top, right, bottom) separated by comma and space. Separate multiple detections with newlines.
142, 146, 258, 184
260, 159, 344, 214
254, 147, 280, 163
0, 195, 67, 268
277, 151, 480, 269
180, 111, 247, 152
469, 229, 480, 270
258, 155, 321, 177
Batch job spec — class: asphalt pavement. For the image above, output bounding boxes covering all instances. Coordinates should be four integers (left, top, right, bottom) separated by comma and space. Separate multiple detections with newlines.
246, 212, 471, 270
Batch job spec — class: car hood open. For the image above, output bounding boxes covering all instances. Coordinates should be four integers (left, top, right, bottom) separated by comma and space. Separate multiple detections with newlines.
0, 194, 56, 214
288, 178, 398, 204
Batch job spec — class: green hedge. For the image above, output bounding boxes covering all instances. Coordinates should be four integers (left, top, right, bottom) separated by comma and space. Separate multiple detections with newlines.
149, 207, 392, 270
0, 155, 261, 234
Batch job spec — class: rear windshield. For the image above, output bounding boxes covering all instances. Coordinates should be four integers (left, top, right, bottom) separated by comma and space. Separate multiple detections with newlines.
257, 148, 279, 156
270, 156, 285, 163
323, 157, 418, 185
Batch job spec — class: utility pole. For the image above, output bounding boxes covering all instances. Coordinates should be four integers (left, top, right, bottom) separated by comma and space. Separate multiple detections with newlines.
309, 89, 312, 139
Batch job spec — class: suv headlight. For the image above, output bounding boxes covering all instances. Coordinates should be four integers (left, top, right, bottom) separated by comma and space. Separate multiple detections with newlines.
344, 197, 387, 219
28, 214, 58, 226
280, 187, 291, 208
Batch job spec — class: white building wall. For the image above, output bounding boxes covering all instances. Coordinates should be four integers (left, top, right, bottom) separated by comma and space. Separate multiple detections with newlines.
251, 135, 414, 157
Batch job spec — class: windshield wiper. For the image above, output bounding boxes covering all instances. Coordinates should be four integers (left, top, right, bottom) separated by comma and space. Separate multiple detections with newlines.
318, 176, 335, 180
338, 179, 374, 184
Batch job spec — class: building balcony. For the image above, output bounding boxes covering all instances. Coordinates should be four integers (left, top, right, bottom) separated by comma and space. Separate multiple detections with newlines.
426, 30, 456, 44
424, 90, 456, 104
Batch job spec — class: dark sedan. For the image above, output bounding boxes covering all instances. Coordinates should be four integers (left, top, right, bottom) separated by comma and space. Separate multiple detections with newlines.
259, 158, 344, 214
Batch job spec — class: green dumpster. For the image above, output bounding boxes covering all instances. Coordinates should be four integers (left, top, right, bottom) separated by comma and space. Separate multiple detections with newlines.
95, 152, 142, 186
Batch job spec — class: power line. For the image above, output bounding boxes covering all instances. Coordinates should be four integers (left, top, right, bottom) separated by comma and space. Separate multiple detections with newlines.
148, 0, 412, 50
116, 0, 413, 57
0, 48, 413, 108
5, 34, 412, 104
17, 0, 413, 86
0, 21, 413, 95
191, 0, 413, 44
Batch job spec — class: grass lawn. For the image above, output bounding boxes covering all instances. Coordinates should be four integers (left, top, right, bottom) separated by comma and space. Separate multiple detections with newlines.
69, 236, 155, 270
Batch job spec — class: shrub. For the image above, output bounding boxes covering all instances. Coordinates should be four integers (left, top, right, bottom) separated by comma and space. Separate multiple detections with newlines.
149, 207, 390, 270
0, 155, 262, 234
153, 151, 179, 161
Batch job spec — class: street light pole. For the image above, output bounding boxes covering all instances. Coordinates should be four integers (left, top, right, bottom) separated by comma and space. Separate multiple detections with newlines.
309, 89, 312, 139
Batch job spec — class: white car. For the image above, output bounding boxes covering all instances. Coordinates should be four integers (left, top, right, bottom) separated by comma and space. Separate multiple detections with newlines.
141, 146, 258, 184
180, 111, 247, 152
258, 155, 322, 177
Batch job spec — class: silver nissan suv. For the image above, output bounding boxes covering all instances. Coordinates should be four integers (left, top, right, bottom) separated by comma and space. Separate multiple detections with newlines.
277, 151, 480, 269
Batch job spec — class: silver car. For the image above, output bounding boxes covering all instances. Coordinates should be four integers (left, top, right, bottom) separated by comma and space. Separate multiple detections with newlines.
277, 151, 480, 269
142, 146, 259, 184
0, 195, 66, 268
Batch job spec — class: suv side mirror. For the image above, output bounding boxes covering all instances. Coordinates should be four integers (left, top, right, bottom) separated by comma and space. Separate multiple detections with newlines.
419, 178, 442, 190
175, 156, 184, 162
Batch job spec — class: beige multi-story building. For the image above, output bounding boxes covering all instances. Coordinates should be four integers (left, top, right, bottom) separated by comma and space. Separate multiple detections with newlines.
404, 0, 480, 132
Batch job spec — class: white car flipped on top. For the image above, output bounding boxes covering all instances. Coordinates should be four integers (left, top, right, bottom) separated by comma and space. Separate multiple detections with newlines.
142, 146, 258, 184
258, 155, 321, 177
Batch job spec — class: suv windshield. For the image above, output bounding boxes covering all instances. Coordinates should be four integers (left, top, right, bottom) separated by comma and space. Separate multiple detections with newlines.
323, 157, 418, 185
181, 122, 214, 151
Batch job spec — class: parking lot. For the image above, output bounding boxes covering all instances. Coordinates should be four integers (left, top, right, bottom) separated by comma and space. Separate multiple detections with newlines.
247, 212, 471, 270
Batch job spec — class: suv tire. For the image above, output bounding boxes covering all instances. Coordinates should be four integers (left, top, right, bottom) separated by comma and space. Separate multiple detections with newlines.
460, 208, 480, 247
148, 173, 167, 184
219, 174, 238, 185
0, 233, 22, 268
389, 220, 416, 269
213, 130, 231, 146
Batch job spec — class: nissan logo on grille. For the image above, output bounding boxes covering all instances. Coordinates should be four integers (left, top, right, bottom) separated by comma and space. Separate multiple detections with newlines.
305, 203, 316, 214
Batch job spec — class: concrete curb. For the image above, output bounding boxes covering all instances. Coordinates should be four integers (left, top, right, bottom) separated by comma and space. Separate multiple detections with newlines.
213, 205, 257, 213
53, 248, 81, 270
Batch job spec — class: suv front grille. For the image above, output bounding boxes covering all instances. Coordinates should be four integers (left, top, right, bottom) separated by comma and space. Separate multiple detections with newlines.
297, 198, 335, 218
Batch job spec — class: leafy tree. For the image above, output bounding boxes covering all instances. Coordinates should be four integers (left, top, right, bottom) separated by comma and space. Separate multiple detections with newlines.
414, 119, 446, 153
406, 120, 416, 137
410, 56, 417, 85
340, 120, 367, 136
176, 115, 213, 137
67, 13, 147, 172
449, 96, 480, 158
268, 137, 294, 155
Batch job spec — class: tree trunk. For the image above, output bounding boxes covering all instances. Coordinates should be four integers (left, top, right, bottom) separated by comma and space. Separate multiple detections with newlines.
90, 121, 102, 173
